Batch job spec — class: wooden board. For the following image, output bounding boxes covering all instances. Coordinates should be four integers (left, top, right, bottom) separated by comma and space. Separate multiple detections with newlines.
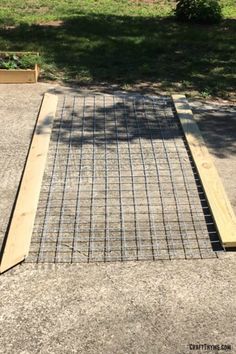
0, 65, 39, 83
0, 93, 58, 273
0, 52, 40, 83
172, 94, 236, 248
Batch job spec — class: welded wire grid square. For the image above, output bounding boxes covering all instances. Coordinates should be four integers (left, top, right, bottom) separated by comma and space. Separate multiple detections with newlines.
27, 94, 221, 263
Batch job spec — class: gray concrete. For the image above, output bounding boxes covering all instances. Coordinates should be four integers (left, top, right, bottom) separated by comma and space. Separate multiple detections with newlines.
0, 84, 236, 354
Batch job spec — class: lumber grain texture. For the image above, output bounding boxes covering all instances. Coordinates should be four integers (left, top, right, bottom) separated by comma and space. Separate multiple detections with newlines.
0, 93, 58, 273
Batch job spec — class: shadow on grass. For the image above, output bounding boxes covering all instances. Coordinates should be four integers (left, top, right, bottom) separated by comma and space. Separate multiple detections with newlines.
0, 13, 236, 98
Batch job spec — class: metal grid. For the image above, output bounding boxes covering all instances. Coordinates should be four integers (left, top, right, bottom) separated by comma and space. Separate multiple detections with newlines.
27, 94, 221, 263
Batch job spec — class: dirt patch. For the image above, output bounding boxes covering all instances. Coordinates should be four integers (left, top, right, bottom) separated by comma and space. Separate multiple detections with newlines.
37, 20, 63, 27
130, 0, 159, 3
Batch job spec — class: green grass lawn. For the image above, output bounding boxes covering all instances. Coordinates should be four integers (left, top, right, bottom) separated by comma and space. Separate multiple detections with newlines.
0, 0, 235, 99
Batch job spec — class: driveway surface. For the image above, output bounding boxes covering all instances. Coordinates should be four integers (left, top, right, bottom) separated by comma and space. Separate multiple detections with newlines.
0, 83, 235, 354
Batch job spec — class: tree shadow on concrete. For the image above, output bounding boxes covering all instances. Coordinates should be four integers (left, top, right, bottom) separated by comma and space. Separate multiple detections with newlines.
191, 103, 236, 159
34, 93, 223, 253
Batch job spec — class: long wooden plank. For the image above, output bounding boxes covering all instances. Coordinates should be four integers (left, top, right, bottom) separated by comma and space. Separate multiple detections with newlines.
172, 94, 236, 248
0, 93, 58, 273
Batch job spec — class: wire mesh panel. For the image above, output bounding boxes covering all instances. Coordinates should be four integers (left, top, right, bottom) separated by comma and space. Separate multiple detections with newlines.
28, 94, 221, 263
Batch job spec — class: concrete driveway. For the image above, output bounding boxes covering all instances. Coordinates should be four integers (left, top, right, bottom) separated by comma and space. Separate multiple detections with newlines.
0, 83, 235, 354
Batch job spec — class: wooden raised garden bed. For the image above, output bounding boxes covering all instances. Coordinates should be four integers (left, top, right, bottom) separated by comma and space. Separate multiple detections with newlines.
0, 52, 40, 83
